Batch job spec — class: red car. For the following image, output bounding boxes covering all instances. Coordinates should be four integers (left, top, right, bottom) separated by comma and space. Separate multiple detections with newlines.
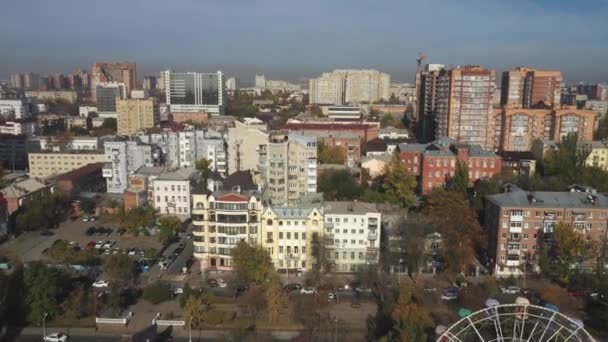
86, 241, 96, 249
567, 289, 586, 297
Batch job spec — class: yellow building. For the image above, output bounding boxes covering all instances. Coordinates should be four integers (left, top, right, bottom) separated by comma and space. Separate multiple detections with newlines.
116, 98, 158, 135
583, 141, 608, 171
28, 151, 105, 178
191, 189, 263, 271
260, 206, 324, 274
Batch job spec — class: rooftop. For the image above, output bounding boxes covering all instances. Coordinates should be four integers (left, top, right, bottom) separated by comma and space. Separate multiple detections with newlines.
50, 162, 103, 181
221, 170, 257, 191
1, 178, 50, 199
486, 191, 608, 209
155, 168, 198, 181
362, 154, 393, 163
324, 201, 378, 215
210, 190, 261, 202
365, 138, 388, 152
267, 206, 318, 219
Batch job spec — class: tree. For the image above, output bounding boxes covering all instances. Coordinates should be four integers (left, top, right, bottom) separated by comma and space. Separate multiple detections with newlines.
79, 198, 96, 215
47, 240, 97, 265
195, 158, 212, 178
184, 293, 213, 331
63, 288, 93, 320
422, 189, 484, 275
104, 254, 135, 285
117, 206, 156, 234
472, 178, 502, 215
318, 141, 346, 164
310, 232, 334, 281
317, 169, 363, 200
14, 193, 69, 232
142, 282, 173, 304
107, 284, 123, 317
231, 241, 273, 285
265, 277, 286, 323
101, 118, 117, 131
390, 283, 432, 342
24, 262, 62, 323
382, 153, 417, 208
236, 286, 266, 326
157, 216, 182, 243
448, 160, 470, 195
388, 93, 400, 105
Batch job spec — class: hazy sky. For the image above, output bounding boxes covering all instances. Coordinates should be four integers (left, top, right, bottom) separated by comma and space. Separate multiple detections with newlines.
1, 0, 608, 84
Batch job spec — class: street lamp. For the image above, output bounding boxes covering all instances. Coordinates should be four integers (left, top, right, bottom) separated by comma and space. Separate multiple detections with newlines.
188, 318, 192, 342
42, 312, 48, 339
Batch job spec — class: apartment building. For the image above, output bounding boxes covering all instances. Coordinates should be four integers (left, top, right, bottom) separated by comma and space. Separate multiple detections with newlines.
40, 136, 107, 152
501, 67, 562, 108
163, 70, 224, 115
584, 100, 608, 117
0, 99, 30, 119
91, 61, 137, 101
257, 132, 317, 206
261, 206, 324, 274
227, 120, 269, 174
96, 83, 127, 117
0, 121, 36, 136
398, 137, 502, 195
117, 98, 159, 135
28, 151, 105, 178
435, 65, 496, 150
309, 69, 390, 105
324, 201, 381, 272
485, 188, 608, 277
102, 141, 154, 193
415, 64, 444, 140
283, 121, 380, 143
576, 84, 608, 101
498, 107, 596, 152
191, 189, 263, 271
153, 168, 199, 219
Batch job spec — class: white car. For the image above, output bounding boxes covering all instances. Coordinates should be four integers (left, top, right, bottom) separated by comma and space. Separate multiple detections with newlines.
218, 279, 227, 288
501, 286, 521, 294
128, 248, 137, 256
94, 241, 104, 249
300, 287, 317, 294
173, 287, 184, 295
82, 216, 90, 222
103, 241, 116, 249
92, 280, 109, 288
43, 333, 68, 342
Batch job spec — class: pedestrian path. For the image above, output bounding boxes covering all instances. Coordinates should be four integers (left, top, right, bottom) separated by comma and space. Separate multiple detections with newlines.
161, 274, 188, 282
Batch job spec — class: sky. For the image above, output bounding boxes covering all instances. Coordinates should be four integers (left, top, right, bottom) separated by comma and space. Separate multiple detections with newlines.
1, 0, 608, 84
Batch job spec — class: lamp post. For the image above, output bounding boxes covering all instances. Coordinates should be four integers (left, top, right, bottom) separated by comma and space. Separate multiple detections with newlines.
42, 312, 48, 340
188, 318, 192, 342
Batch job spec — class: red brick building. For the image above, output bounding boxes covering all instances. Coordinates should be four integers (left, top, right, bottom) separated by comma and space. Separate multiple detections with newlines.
283, 122, 380, 142
398, 137, 502, 194
50, 162, 105, 197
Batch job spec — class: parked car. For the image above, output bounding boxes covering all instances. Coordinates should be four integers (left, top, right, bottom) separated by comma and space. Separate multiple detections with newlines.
300, 287, 318, 294
567, 289, 586, 297
328, 292, 336, 301
102, 241, 115, 249
186, 232, 193, 239
116, 228, 126, 236
86, 241, 96, 249
86, 227, 97, 236
40, 230, 54, 236
173, 247, 184, 257
92, 280, 109, 288
104, 228, 113, 236
501, 286, 521, 295
284, 283, 302, 292
82, 216, 91, 222
43, 333, 68, 342
159, 259, 171, 270
207, 278, 218, 288
128, 248, 138, 256
441, 287, 460, 301
173, 287, 184, 295
218, 279, 227, 288
94, 241, 104, 249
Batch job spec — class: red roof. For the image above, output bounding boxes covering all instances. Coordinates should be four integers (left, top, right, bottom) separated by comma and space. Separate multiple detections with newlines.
283, 123, 376, 131
51, 162, 104, 181
217, 193, 248, 202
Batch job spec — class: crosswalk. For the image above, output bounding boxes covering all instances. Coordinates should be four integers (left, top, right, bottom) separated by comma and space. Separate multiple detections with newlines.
161, 274, 188, 282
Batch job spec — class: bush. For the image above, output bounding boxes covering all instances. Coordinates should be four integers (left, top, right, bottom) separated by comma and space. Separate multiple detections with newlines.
142, 282, 173, 304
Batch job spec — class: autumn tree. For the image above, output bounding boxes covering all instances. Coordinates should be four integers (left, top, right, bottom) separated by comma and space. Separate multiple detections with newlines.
382, 153, 417, 208
117, 206, 156, 234
157, 216, 182, 243
231, 241, 274, 285
317, 169, 363, 200
540, 222, 587, 285
236, 286, 266, 326
104, 254, 135, 285
184, 293, 213, 333
79, 198, 96, 215
318, 140, 346, 164
448, 160, 470, 195
195, 158, 212, 178
422, 189, 484, 275
390, 283, 432, 341
265, 277, 286, 323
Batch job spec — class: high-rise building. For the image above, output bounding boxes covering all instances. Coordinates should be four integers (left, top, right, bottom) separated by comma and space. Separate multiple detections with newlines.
435, 65, 496, 149
96, 83, 127, 115
309, 69, 391, 105
255, 74, 266, 88
577, 83, 608, 101
501, 67, 562, 108
103, 140, 154, 193
415, 64, 444, 141
163, 70, 224, 115
258, 132, 317, 206
225, 77, 239, 94
143, 76, 157, 92
227, 119, 269, 173
116, 98, 159, 136
10, 73, 24, 89
91, 61, 137, 101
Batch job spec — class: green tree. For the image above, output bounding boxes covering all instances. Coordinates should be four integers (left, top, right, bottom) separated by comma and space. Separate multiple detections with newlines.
104, 254, 135, 285
101, 118, 117, 130
142, 282, 173, 304
184, 293, 213, 331
317, 169, 363, 200
63, 288, 93, 320
117, 206, 156, 234
390, 283, 432, 341
265, 277, 286, 323
382, 153, 417, 208
388, 93, 400, 104
195, 158, 212, 178
107, 284, 123, 317
15, 193, 69, 232
471, 178, 502, 214
448, 160, 470, 195
318, 140, 346, 164
79, 198, 96, 215
231, 241, 273, 285
24, 262, 62, 323
157, 216, 182, 243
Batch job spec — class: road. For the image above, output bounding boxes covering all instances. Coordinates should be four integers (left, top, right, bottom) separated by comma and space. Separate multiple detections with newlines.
16, 335, 123, 342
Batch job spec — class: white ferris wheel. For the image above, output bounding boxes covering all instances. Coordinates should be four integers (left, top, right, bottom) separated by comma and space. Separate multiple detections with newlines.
436, 301, 595, 342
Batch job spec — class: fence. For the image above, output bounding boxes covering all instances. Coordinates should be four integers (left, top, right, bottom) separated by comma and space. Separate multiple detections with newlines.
152, 313, 186, 326
95, 311, 133, 325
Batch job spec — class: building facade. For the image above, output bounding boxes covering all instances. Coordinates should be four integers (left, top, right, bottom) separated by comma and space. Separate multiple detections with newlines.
102, 141, 154, 193
435, 65, 496, 150
227, 120, 269, 174
501, 67, 562, 108
191, 190, 263, 271
91, 61, 137, 101
96, 83, 126, 115
415, 64, 444, 140
0, 121, 36, 136
0, 99, 30, 119
153, 168, 198, 219
309, 69, 390, 105
163, 70, 224, 115
116, 98, 159, 135
28, 151, 105, 178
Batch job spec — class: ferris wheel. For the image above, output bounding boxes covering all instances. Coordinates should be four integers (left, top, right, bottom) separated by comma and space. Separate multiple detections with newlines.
436, 300, 595, 342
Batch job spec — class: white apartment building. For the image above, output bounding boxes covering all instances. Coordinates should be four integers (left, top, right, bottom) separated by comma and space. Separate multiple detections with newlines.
0, 99, 30, 119
227, 120, 269, 174
191, 189, 263, 271
103, 140, 154, 193
40, 136, 109, 152
153, 168, 199, 219
324, 201, 381, 272
0, 121, 36, 136
138, 129, 227, 176
163, 70, 224, 115
79, 106, 98, 117
309, 69, 390, 105
258, 132, 317, 205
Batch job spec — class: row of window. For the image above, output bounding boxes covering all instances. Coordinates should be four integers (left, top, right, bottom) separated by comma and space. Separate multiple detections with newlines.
505, 210, 608, 219
278, 246, 307, 254
156, 184, 189, 192
156, 195, 188, 203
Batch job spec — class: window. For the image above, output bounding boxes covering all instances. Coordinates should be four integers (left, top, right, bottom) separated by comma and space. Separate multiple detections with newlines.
351, 252, 355, 260
267, 219, 273, 225
294, 233, 299, 240
302, 233, 306, 240
279, 232, 283, 239
335, 252, 339, 260
359, 229, 364, 234
359, 252, 364, 260
302, 247, 306, 254
294, 246, 299, 254
342, 252, 347, 259
279, 246, 283, 253
287, 232, 291, 239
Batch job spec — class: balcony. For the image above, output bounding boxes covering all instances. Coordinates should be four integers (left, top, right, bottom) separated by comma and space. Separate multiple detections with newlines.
325, 222, 334, 229
368, 233, 378, 240
510, 214, 523, 222
506, 259, 521, 267
508, 225, 522, 234
507, 249, 521, 256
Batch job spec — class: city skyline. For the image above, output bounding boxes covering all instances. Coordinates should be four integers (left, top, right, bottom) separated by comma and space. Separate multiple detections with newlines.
2, 0, 608, 83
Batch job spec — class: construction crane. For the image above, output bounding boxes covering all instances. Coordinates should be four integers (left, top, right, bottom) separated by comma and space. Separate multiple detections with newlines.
416, 53, 427, 72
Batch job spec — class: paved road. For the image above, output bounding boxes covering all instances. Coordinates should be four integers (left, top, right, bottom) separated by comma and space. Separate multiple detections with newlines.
16, 335, 122, 342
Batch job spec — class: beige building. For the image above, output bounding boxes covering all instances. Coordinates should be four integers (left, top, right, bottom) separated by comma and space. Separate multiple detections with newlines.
500, 67, 562, 108
261, 206, 324, 274
191, 189, 263, 271
227, 119, 269, 174
309, 69, 390, 105
258, 132, 317, 206
28, 151, 105, 178
116, 98, 159, 135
